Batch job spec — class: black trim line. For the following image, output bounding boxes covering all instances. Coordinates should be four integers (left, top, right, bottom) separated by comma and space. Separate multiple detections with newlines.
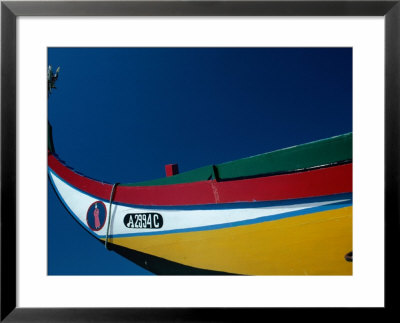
103, 241, 239, 276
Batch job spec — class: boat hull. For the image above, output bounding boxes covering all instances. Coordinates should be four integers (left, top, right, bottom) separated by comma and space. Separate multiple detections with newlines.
48, 166, 352, 275
108, 206, 352, 275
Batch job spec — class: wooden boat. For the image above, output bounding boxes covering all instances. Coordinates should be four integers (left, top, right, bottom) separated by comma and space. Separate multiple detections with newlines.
48, 126, 352, 275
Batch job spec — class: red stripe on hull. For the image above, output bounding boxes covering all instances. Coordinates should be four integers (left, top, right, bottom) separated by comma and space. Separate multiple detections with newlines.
216, 164, 352, 203
48, 154, 352, 206
48, 154, 114, 200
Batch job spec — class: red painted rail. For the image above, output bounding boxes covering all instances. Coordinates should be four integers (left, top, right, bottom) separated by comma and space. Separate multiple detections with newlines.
49, 154, 352, 206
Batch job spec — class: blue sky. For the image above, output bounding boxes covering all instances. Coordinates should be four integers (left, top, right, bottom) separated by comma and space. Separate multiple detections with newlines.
48, 48, 352, 275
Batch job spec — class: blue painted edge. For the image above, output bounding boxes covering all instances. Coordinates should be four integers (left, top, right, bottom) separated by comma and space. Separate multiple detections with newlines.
112, 201, 352, 238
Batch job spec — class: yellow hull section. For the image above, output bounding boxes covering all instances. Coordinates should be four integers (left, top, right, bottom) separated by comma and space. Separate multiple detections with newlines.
105, 206, 352, 275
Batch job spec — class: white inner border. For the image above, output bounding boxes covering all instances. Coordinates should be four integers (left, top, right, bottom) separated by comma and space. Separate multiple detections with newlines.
17, 17, 384, 308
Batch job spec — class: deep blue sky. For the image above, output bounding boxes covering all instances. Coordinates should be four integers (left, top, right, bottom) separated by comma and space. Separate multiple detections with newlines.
48, 48, 352, 275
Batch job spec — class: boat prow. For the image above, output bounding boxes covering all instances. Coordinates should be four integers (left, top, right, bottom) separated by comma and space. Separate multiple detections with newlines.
48, 131, 353, 275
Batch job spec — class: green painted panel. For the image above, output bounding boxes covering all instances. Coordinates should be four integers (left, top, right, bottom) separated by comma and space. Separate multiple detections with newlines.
217, 133, 352, 180
123, 133, 352, 187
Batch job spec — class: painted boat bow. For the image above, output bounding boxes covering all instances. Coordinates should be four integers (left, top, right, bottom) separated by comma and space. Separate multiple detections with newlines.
48, 131, 353, 275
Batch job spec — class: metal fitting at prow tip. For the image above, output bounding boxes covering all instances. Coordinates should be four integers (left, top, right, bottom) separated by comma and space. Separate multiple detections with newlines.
48, 65, 60, 95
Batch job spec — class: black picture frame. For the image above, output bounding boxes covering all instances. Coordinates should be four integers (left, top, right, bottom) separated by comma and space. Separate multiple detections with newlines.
1, 1, 399, 321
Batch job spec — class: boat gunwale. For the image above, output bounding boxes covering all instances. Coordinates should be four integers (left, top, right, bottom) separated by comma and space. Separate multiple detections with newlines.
48, 153, 352, 207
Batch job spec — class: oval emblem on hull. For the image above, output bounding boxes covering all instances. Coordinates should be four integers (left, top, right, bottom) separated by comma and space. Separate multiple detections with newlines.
124, 213, 163, 229
86, 201, 107, 231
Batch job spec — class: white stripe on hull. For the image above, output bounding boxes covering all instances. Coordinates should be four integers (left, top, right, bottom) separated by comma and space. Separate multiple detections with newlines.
49, 170, 351, 238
